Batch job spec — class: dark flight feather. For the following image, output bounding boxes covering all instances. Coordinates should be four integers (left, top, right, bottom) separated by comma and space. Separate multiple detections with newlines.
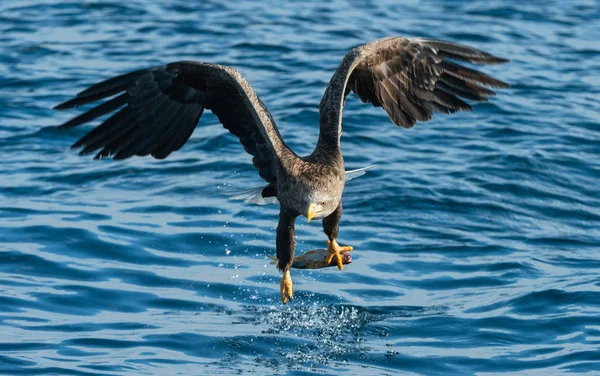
324, 37, 509, 130
54, 63, 284, 184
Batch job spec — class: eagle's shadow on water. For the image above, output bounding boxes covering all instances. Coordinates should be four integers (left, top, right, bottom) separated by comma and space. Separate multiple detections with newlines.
223, 303, 448, 372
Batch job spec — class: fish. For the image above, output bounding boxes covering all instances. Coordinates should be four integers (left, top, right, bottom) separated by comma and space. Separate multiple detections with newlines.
268, 248, 352, 269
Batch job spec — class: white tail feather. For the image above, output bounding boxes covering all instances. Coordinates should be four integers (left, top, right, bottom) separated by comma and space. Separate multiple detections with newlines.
345, 165, 376, 181
222, 185, 279, 205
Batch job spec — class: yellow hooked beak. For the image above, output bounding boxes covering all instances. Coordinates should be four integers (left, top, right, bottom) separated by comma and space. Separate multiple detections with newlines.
306, 202, 317, 223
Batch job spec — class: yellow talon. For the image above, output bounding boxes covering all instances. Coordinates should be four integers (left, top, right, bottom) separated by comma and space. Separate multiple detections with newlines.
280, 269, 293, 304
325, 239, 353, 270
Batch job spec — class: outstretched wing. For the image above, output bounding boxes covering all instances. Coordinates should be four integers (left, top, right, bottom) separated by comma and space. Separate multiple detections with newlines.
319, 37, 508, 135
55, 62, 291, 184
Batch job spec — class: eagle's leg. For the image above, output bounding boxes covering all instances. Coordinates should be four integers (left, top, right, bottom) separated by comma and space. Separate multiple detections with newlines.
280, 269, 293, 303
277, 210, 298, 303
323, 202, 353, 270
325, 239, 354, 270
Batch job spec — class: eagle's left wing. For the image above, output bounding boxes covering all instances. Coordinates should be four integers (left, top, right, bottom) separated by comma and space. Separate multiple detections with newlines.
318, 37, 508, 142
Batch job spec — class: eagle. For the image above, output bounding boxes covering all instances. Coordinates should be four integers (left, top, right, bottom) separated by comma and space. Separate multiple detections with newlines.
54, 36, 508, 303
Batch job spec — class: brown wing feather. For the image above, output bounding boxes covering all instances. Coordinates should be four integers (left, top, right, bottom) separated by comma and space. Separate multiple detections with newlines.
54, 62, 288, 184
347, 37, 509, 129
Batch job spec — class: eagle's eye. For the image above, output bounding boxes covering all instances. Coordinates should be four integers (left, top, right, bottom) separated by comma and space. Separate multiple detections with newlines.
319, 201, 326, 207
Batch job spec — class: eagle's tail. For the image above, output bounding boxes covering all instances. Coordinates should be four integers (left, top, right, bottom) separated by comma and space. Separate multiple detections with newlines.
222, 166, 376, 205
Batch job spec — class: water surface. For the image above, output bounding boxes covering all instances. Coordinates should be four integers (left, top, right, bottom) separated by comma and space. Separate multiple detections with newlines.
1, 0, 599, 374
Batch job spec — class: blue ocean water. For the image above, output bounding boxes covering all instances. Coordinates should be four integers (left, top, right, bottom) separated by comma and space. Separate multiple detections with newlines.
1, 0, 599, 374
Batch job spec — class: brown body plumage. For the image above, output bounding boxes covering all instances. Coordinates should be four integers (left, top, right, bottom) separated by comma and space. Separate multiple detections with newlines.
54, 36, 508, 303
